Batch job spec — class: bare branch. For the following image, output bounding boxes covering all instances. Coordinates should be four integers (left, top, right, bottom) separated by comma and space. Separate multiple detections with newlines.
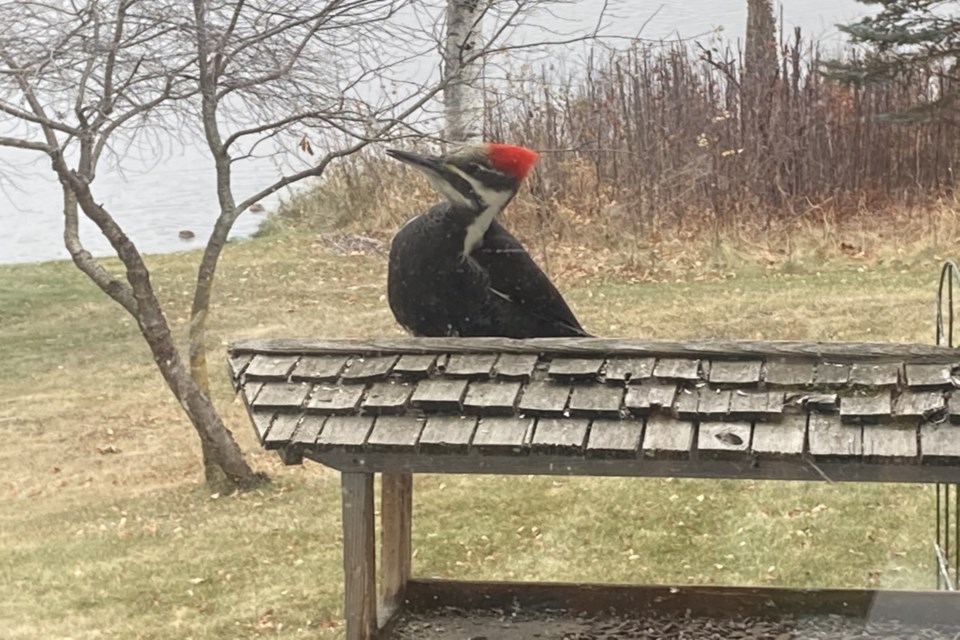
61, 186, 138, 315
0, 136, 52, 152
0, 99, 79, 136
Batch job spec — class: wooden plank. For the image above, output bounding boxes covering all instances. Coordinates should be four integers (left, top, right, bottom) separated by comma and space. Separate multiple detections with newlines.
361, 381, 413, 414
391, 354, 438, 377
251, 381, 312, 410
815, 362, 850, 385
250, 411, 274, 443
380, 474, 412, 618
729, 390, 783, 420
403, 579, 960, 627
228, 353, 253, 383
531, 418, 589, 454
312, 449, 960, 484
652, 358, 701, 380
752, 414, 806, 460
849, 362, 900, 387
547, 358, 604, 380
624, 383, 676, 416
443, 353, 497, 378
784, 392, 838, 413
418, 416, 477, 453
603, 358, 656, 382
317, 416, 375, 451
409, 378, 468, 411
707, 360, 763, 385
263, 413, 301, 449
696, 387, 732, 418
808, 413, 862, 458
366, 416, 423, 451
586, 419, 644, 458
291, 355, 349, 381
672, 388, 699, 419
839, 393, 892, 424
342, 356, 399, 381
291, 415, 325, 445
905, 363, 955, 387
949, 393, 960, 424
697, 421, 751, 460
306, 384, 365, 415
763, 359, 816, 386
517, 381, 571, 416
567, 385, 624, 418
862, 424, 918, 460
245, 354, 300, 379
492, 354, 539, 379
893, 390, 947, 420
341, 472, 376, 640
243, 381, 265, 406
921, 423, 960, 462
471, 417, 533, 452
642, 415, 694, 459
231, 336, 960, 363
463, 381, 522, 415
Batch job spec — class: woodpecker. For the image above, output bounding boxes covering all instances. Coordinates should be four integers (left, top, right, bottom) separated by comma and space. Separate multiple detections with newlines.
385, 142, 589, 338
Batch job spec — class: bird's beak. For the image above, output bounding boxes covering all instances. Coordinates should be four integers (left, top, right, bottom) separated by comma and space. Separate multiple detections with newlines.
386, 149, 445, 175
387, 148, 479, 208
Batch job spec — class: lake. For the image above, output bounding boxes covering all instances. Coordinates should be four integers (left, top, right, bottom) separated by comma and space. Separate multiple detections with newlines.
0, 0, 868, 265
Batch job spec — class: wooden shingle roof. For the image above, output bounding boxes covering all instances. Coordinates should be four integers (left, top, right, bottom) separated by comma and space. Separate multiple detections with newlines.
228, 338, 960, 483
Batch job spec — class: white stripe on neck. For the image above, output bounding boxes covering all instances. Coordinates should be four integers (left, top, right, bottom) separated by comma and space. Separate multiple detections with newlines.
462, 204, 497, 257
451, 167, 514, 256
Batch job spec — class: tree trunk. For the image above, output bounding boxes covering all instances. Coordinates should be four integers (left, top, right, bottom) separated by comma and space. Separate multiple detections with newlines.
443, 0, 484, 143
56, 161, 264, 491
744, 0, 779, 204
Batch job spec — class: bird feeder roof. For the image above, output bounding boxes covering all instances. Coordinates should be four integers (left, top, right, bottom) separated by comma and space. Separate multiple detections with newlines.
227, 337, 960, 482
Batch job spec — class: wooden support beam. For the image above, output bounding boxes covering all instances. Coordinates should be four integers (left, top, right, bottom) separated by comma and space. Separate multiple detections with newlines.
380, 473, 413, 623
403, 578, 960, 626
341, 473, 376, 640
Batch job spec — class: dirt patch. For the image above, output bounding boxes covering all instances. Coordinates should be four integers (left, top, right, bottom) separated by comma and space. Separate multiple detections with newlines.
389, 609, 960, 640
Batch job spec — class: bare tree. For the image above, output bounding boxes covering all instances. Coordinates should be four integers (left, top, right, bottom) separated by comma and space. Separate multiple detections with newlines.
0, 0, 604, 489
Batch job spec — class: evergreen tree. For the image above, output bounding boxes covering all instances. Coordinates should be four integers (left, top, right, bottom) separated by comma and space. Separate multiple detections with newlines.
824, 0, 960, 121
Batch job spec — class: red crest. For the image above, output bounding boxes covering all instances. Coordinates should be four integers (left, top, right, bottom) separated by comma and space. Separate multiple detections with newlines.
486, 143, 538, 180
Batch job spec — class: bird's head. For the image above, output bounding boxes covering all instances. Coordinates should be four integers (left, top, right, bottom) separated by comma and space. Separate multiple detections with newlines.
386, 142, 538, 213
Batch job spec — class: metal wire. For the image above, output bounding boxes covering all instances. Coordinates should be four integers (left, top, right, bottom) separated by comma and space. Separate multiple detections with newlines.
934, 260, 960, 591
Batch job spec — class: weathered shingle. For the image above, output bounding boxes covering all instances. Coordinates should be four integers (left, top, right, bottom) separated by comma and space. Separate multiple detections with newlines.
227, 339, 960, 477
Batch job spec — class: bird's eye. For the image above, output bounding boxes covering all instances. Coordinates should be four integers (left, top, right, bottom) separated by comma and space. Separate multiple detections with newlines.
467, 162, 486, 175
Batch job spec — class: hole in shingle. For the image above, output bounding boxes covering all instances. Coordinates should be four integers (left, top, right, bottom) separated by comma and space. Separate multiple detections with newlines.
923, 405, 948, 424
715, 431, 743, 446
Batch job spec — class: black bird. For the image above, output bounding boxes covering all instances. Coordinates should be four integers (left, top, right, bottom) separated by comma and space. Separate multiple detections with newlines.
385, 142, 589, 338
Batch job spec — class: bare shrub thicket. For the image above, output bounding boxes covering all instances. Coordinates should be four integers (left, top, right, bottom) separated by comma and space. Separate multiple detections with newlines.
492, 33, 959, 234
289, 30, 959, 250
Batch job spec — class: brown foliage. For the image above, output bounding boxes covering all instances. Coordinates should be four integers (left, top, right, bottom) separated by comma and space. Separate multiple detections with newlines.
486, 34, 958, 231
279, 31, 960, 271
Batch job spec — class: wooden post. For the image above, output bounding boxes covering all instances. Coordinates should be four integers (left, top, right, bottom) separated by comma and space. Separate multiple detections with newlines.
380, 473, 413, 620
341, 472, 376, 640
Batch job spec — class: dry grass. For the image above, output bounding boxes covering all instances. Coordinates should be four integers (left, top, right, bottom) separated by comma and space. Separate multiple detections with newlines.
0, 230, 952, 639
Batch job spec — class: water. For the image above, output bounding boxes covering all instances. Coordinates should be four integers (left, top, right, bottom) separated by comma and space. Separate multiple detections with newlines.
0, 0, 868, 265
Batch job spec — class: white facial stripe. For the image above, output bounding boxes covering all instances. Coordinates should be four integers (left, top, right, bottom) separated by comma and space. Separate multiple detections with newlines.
425, 172, 473, 208
446, 165, 517, 256
447, 166, 514, 213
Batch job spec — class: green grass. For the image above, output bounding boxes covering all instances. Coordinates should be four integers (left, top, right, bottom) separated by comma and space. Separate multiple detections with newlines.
0, 231, 949, 639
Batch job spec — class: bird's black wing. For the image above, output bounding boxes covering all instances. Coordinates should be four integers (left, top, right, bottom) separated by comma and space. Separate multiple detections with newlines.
471, 219, 589, 337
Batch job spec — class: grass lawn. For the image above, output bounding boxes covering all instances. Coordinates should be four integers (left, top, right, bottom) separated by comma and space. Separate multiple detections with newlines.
0, 231, 950, 639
